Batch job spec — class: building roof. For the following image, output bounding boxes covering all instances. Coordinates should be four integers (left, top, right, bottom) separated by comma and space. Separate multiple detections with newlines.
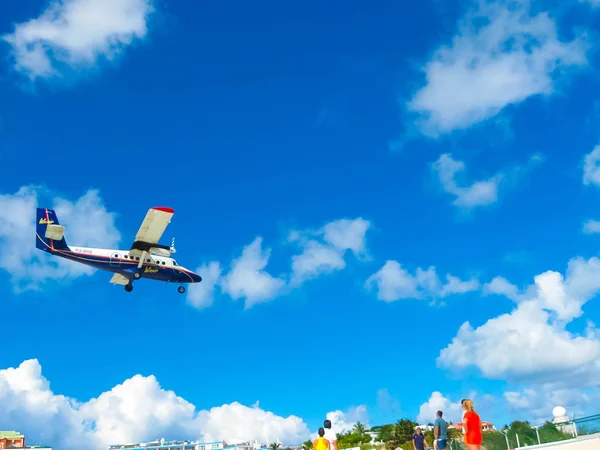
0, 431, 24, 439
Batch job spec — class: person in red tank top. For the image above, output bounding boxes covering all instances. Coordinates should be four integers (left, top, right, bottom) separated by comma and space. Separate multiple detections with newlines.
462, 399, 482, 450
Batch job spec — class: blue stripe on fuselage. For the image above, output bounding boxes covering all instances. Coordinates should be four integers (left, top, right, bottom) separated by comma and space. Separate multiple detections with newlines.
35, 233, 196, 283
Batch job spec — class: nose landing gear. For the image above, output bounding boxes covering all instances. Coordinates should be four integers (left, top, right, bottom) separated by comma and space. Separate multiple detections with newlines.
178, 286, 186, 294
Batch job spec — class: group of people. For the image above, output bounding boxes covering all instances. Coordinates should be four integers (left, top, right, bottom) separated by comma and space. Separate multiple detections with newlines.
313, 420, 339, 450
413, 399, 483, 450
312, 399, 483, 450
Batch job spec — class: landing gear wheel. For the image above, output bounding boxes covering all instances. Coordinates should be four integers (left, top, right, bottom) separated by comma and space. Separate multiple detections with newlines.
178, 286, 186, 294
125, 283, 133, 292
133, 272, 141, 280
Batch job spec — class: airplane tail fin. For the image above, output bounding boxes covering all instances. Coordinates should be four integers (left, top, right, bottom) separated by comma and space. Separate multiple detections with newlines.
36, 208, 70, 253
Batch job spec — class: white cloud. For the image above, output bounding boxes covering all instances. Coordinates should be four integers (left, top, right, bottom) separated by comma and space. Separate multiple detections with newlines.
188, 218, 371, 308
2, 0, 154, 81
583, 145, 600, 187
431, 153, 543, 209
365, 260, 479, 302
325, 405, 369, 434
406, 0, 588, 137
185, 218, 372, 310
583, 219, 600, 234
438, 256, 600, 386
187, 261, 222, 309
289, 240, 346, 284
0, 359, 311, 450
417, 392, 464, 424
432, 154, 501, 208
504, 384, 600, 423
0, 186, 120, 292
220, 237, 287, 309
482, 277, 535, 302
417, 391, 499, 425
289, 218, 371, 285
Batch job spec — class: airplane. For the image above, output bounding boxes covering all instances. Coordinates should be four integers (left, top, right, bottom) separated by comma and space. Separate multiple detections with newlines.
35, 206, 202, 293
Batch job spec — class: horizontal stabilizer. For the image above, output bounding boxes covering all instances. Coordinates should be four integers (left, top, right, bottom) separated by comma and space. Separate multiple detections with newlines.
109, 273, 130, 286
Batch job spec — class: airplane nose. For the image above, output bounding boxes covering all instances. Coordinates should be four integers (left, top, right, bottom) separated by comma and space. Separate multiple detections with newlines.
193, 273, 203, 283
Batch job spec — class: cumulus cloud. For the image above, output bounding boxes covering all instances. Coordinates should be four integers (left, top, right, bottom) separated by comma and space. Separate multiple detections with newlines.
365, 260, 479, 302
325, 405, 369, 434
187, 261, 223, 309
406, 0, 588, 137
0, 186, 120, 292
583, 145, 600, 187
504, 384, 600, 423
417, 392, 464, 424
417, 391, 499, 425
289, 218, 371, 284
438, 257, 600, 387
0, 359, 311, 450
220, 237, 287, 308
2, 0, 155, 81
583, 219, 600, 234
186, 218, 372, 310
431, 153, 543, 209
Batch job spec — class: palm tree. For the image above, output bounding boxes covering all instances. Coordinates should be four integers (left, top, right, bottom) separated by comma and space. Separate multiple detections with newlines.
270, 443, 282, 450
353, 423, 367, 435
353, 422, 370, 444
302, 440, 313, 450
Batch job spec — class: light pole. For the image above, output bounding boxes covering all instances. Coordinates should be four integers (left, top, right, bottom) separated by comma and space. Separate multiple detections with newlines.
502, 430, 510, 450
533, 426, 541, 445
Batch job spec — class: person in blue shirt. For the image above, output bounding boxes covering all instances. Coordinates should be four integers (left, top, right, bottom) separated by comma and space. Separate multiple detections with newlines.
434, 410, 448, 450
413, 428, 428, 450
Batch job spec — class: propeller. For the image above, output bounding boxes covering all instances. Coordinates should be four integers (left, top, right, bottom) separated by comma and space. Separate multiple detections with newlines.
170, 237, 177, 254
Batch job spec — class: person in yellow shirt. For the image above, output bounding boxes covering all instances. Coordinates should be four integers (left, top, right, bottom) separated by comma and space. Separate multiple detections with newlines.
313, 428, 331, 450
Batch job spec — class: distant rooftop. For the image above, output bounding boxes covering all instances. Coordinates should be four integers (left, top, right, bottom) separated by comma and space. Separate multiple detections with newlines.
0, 431, 25, 439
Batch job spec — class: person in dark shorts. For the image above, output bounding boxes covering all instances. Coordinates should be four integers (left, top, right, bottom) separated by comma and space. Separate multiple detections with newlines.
434, 410, 448, 450
413, 427, 428, 450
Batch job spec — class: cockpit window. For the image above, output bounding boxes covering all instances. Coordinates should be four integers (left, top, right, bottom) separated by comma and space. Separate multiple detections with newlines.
172, 260, 178, 266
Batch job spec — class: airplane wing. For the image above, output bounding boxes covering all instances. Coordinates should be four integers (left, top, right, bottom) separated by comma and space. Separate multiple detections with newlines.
130, 207, 174, 255
110, 273, 130, 285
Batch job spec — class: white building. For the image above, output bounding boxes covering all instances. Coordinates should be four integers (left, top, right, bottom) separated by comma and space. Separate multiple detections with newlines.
108, 440, 225, 450
107, 439, 276, 450
552, 406, 576, 436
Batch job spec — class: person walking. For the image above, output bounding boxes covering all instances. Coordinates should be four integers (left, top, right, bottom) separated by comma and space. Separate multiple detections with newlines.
413, 427, 428, 450
462, 399, 482, 450
313, 428, 331, 450
323, 420, 338, 450
434, 410, 448, 450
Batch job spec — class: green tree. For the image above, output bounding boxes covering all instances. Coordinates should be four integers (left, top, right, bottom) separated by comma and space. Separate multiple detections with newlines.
394, 419, 418, 445
375, 424, 395, 444
270, 443, 282, 450
302, 440, 313, 450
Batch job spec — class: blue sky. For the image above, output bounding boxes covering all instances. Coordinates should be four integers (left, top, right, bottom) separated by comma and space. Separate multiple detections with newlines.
1, 0, 600, 448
